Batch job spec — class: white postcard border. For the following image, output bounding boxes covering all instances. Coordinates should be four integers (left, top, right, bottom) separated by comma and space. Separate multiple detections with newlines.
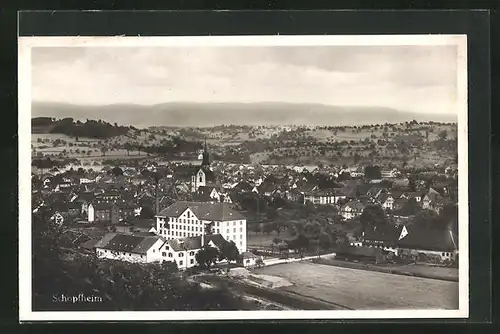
19, 35, 469, 321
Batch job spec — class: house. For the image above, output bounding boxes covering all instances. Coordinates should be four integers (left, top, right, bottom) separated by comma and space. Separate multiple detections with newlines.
155, 201, 247, 253
193, 186, 221, 202
115, 218, 156, 234
241, 251, 260, 267
381, 168, 400, 179
377, 193, 395, 211
303, 188, 347, 205
397, 224, 459, 262
94, 233, 166, 263
366, 186, 389, 199
422, 193, 444, 212
87, 203, 119, 224
95, 189, 122, 204
360, 224, 458, 262
340, 200, 366, 220
360, 225, 402, 254
115, 202, 136, 220
161, 234, 228, 270
50, 212, 65, 226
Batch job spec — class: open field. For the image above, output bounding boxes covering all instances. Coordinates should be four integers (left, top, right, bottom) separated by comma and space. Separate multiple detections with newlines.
253, 262, 459, 310
314, 258, 458, 282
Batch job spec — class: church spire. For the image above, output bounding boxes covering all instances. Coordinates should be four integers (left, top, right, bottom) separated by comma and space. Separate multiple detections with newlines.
201, 137, 210, 166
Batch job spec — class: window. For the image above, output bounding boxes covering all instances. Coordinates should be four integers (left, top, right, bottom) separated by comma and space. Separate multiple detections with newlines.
226, 229, 229, 234
240, 235, 242, 240
187, 211, 190, 218
168, 253, 173, 258
179, 260, 183, 266
153, 249, 155, 253
162, 252, 167, 256
179, 252, 184, 257
190, 251, 195, 256
240, 241, 243, 246
240, 221, 243, 225
190, 259, 194, 264
233, 221, 236, 226
233, 228, 236, 233
240, 227, 242, 232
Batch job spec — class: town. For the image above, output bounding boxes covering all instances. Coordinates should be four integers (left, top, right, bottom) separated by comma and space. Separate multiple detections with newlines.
31, 118, 459, 311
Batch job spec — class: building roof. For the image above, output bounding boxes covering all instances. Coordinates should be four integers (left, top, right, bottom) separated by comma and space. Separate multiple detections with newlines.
79, 238, 99, 250
157, 201, 246, 221
94, 233, 163, 254
167, 233, 227, 252
241, 251, 258, 259
363, 225, 402, 245
397, 224, 458, 252
341, 200, 366, 212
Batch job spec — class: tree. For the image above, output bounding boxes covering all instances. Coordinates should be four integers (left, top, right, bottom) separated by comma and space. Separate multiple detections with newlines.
397, 198, 421, 216
319, 232, 333, 250
262, 222, 274, 235
304, 221, 322, 240
360, 204, 388, 231
364, 165, 382, 179
195, 246, 219, 269
140, 205, 155, 219
250, 224, 261, 234
414, 209, 442, 230
110, 166, 124, 177
438, 130, 448, 140
219, 241, 241, 264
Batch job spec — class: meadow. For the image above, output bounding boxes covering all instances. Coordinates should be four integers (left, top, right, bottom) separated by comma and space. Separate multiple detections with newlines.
254, 262, 459, 310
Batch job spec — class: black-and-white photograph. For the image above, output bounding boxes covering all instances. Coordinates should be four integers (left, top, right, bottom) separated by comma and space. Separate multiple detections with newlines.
19, 35, 468, 320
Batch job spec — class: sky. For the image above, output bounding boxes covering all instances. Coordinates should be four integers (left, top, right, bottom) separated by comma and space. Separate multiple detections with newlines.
31, 45, 459, 115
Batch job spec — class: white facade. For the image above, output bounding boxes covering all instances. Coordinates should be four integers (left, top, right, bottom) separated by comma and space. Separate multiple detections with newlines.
304, 194, 346, 205
191, 169, 207, 192
96, 238, 165, 263
156, 207, 247, 253
381, 196, 395, 210
87, 204, 95, 223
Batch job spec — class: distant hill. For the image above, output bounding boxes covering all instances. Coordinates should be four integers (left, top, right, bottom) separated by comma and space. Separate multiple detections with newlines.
32, 101, 457, 128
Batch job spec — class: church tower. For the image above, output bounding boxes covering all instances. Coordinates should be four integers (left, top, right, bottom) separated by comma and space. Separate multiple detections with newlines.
201, 137, 210, 167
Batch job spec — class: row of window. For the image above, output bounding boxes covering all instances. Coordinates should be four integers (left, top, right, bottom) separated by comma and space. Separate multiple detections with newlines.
167, 217, 244, 227
97, 249, 145, 259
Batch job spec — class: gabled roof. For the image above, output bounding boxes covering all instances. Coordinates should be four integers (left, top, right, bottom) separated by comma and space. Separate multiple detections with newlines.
377, 193, 393, 204
166, 234, 227, 252
157, 201, 246, 221
94, 233, 163, 254
80, 238, 99, 250
397, 225, 458, 252
363, 225, 402, 245
341, 200, 366, 211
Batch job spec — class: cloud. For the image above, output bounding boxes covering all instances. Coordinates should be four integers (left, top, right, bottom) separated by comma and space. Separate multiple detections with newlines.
31, 45, 459, 115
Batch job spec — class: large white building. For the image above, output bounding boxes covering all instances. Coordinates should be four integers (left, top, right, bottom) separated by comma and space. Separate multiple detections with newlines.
94, 233, 166, 263
154, 201, 247, 253
92, 231, 231, 270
